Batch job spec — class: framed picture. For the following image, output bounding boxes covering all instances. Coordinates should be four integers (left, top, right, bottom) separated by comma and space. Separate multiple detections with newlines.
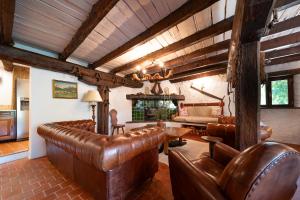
52, 80, 78, 99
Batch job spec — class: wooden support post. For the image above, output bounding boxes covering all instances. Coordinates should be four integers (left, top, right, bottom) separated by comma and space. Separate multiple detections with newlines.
97, 86, 109, 134
235, 41, 260, 150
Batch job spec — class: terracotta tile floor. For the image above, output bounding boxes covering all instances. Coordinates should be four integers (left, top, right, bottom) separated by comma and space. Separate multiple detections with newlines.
0, 157, 173, 200
0, 140, 29, 157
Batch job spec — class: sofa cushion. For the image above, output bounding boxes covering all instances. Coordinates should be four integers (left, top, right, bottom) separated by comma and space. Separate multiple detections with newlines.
187, 116, 218, 123
173, 116, 188, 122
173, 116, 218, 124
187, 106, 213, 116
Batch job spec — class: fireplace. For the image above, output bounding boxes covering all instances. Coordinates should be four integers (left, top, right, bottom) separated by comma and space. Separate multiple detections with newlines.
126, 94, 185, 122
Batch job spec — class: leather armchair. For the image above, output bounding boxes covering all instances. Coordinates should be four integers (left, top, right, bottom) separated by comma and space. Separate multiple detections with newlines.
206, 116, 272, 148
169, 142, 300, 200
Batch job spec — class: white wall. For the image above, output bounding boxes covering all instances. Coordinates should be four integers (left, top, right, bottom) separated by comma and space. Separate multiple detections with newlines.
109, 74, 234, 134
0, 62, 13, 106
29, 68, 97, 159
261, 61, 300, 144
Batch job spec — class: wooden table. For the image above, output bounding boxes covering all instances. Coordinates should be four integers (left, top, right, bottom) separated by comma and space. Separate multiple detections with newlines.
201, 136, 223, 158
163, 127, 192, 155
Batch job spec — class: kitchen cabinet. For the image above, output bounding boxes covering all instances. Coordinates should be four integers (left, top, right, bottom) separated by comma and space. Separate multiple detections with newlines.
0, 110, 16, 142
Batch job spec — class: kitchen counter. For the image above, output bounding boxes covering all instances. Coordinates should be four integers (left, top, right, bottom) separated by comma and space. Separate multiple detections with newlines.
0, 110, 16, 112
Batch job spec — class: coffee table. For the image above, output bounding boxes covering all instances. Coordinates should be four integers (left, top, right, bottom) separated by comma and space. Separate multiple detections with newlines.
163, 127, 192, 155
201, 136, 223, 158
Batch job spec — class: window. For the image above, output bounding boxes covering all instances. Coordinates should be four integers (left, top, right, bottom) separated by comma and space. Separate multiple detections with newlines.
260, 76, 294, 108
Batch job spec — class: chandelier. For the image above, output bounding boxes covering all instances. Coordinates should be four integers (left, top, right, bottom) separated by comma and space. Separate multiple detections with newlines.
132, 61, 173, 82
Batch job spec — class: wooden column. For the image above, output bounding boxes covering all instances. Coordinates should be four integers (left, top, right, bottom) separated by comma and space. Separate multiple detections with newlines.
235, 41, 260, 150
97, 86, 109, 134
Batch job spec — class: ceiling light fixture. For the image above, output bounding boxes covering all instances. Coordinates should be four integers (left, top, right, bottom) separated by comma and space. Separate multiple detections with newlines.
132, 60, 173, 82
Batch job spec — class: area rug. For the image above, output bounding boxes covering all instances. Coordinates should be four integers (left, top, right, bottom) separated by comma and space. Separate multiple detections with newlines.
159, 139, 209, 165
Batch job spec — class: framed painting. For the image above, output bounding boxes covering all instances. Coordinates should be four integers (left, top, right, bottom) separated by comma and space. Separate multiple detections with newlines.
52, 80, 78, 99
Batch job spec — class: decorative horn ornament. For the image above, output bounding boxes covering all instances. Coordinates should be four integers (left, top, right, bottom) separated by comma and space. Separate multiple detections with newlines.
131, 60, 174, 82
132, 73, 141, 81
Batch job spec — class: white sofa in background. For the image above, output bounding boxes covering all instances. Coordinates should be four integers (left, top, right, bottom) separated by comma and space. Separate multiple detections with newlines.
173, 106, 220, 124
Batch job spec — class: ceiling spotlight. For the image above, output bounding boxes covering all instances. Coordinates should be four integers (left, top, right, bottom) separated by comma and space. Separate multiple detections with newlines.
136, 65, 141, 71
158, 61, 164, 68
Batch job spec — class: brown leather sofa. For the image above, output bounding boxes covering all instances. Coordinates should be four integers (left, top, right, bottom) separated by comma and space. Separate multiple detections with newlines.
206, 116, 272, 148
37, 120, 165, 200
169, 142, 300, 200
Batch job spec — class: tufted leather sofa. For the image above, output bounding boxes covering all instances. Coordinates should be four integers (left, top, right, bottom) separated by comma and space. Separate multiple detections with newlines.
169, 142, 300, 200
37, 120, 165, 200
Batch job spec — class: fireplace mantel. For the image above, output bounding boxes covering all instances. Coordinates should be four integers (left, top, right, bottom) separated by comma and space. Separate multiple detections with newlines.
126, 94, 185, 100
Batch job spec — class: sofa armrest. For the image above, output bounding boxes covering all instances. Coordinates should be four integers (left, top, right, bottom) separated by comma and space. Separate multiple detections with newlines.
213, 142, 239, 166
169, 150, 226, 200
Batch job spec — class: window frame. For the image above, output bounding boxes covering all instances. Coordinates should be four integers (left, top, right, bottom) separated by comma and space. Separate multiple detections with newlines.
261, 75, 294, 108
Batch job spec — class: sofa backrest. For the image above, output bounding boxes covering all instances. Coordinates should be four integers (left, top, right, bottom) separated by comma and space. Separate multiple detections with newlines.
37, 121, 165, 172
218, 142, 300, 200
186, 106, 213, 116
55, 119, 96, 132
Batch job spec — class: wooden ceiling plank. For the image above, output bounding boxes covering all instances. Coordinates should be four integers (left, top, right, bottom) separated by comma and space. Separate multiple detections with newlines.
59, 0, 119, 61
0, 45, 142, 88
111, 17, 233, 74
268, 15, 300, 35
0, 0, 15, 45
90, 0, 220, 69
169, 68, 227, 83
261, 31, 300, 51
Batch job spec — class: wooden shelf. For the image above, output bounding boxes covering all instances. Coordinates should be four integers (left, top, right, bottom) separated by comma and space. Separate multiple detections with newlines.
126, 94, 185, 100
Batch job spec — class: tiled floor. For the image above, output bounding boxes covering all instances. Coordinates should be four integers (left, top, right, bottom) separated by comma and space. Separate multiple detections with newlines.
0, 157, 172, 200
0, 140, 29, 157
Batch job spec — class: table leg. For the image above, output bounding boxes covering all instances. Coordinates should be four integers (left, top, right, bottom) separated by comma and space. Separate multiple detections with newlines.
209, 142, 214, 158
179, 137, 182, 144
164, 138, 169, 155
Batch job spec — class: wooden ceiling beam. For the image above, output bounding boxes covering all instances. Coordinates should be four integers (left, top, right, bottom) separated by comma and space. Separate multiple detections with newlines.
172, 52, 228, 75
149, 14, 299, 74
261, 31, 300, 51
111, 17, 233, 74
90, 0, 219, 69
1, 59, 13, 71
59, 0, 119, 61
0, 45, 142, 88
268, 15, 300, 35
265, 45, 300, 59
275, 0, 300, 11
0, 0, 15, 45
266, 53, 300, 66
147, 39, 230, 73
170, 68, 227, 83
172, 62, 227, 79
268, 68, 300, 77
